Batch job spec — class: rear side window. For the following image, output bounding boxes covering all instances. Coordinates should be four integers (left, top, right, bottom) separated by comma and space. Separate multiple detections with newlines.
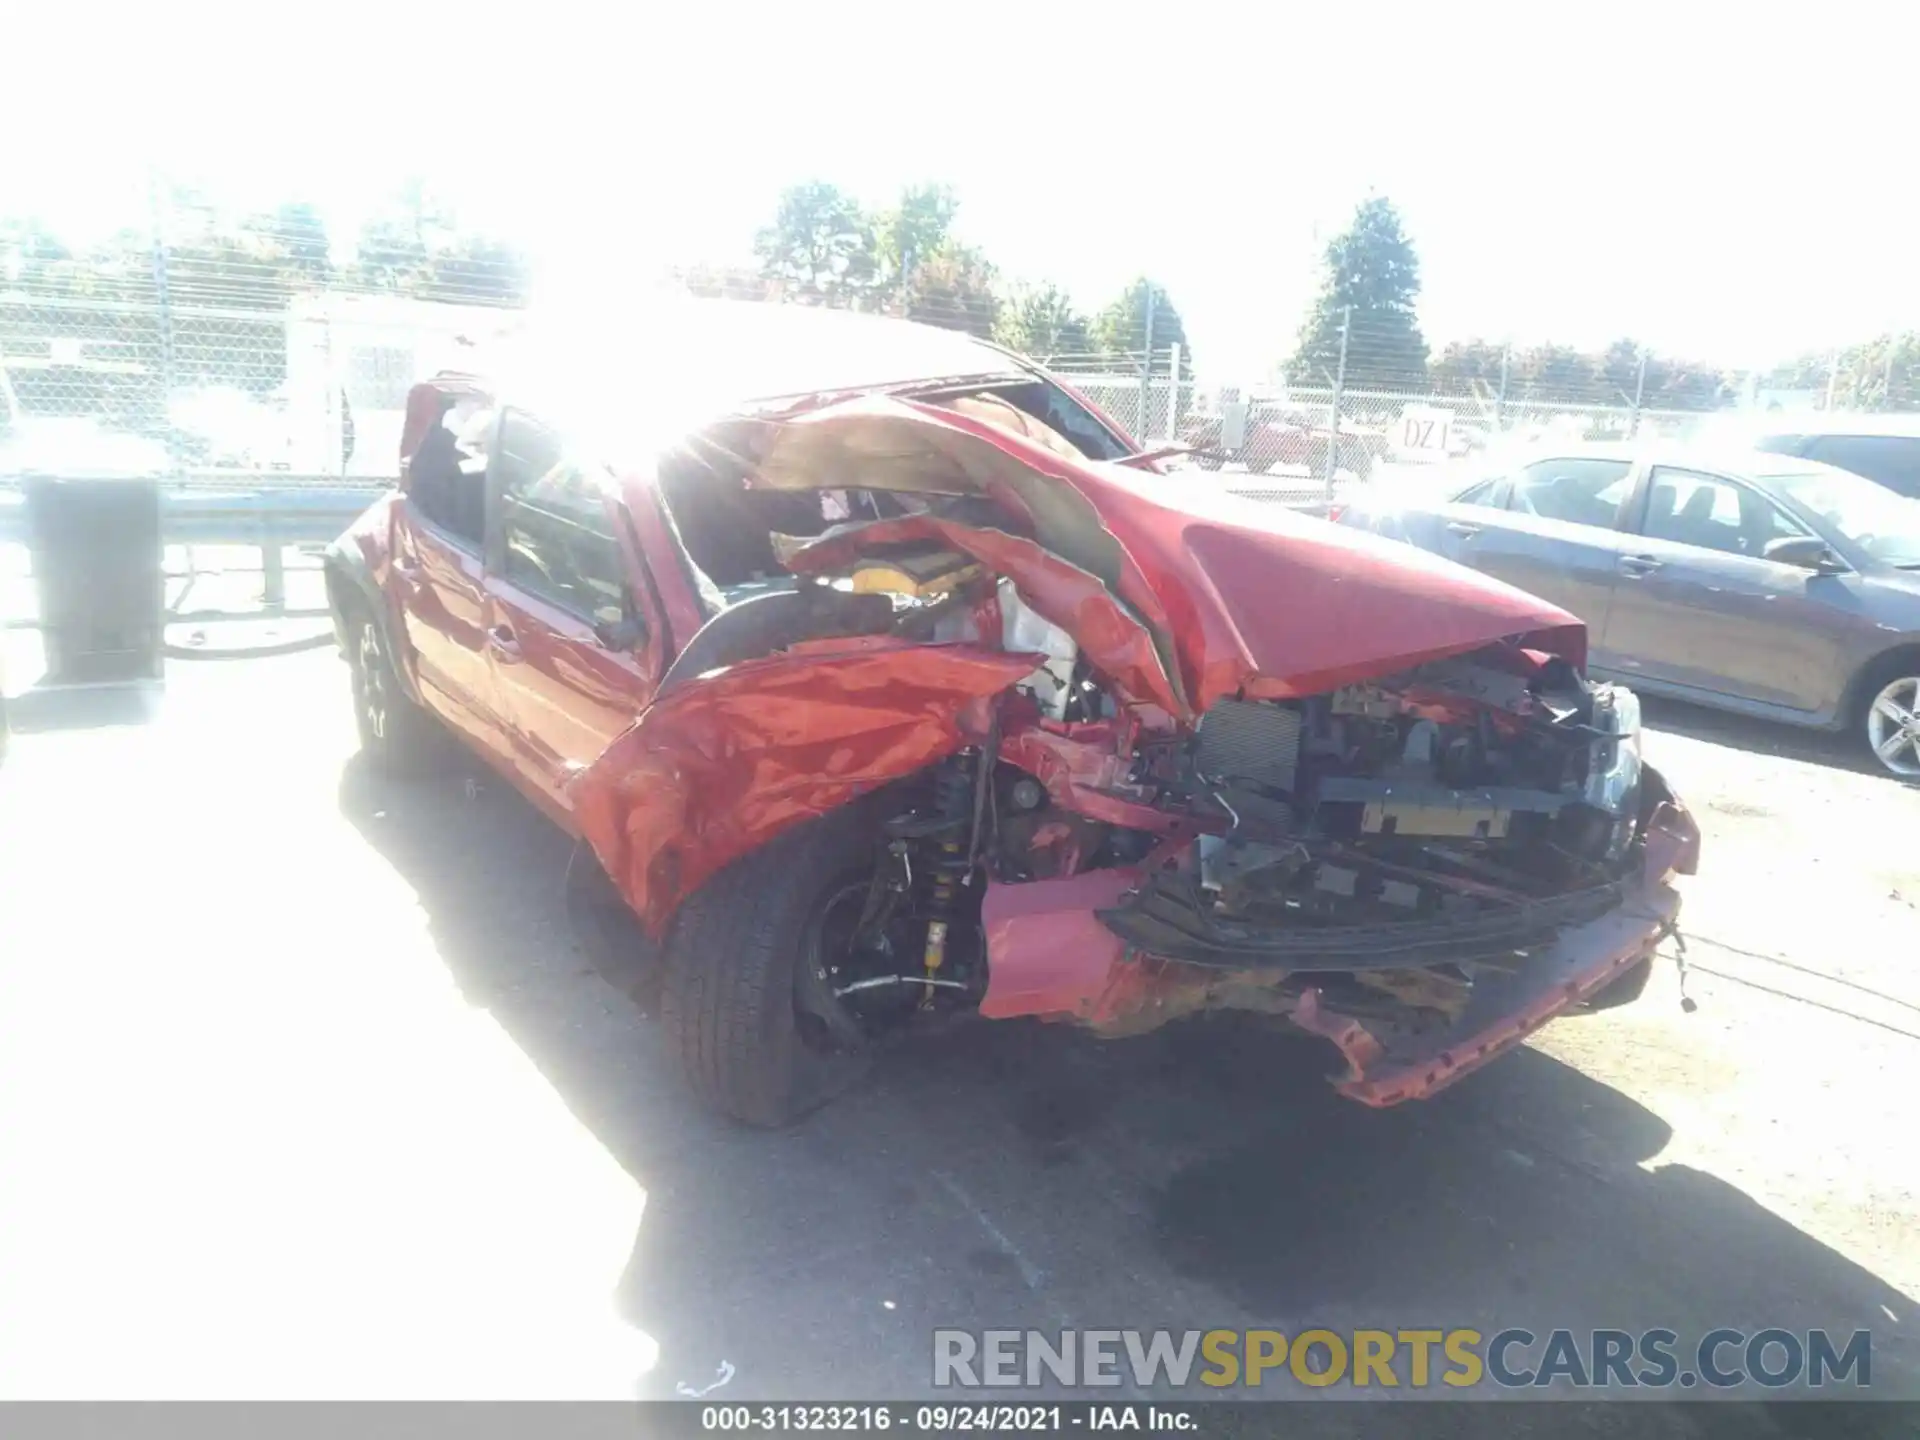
1510, 459, 1634, 527
1800, 435, 1920, 497
405, 392, 494, 547
491, 410, 630, 626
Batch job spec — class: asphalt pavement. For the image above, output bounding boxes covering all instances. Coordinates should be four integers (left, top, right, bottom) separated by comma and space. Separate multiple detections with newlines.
0, 651, 1914, 1427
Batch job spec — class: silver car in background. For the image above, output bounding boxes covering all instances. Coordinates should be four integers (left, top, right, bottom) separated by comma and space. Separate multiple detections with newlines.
1337, 444, 1920, 776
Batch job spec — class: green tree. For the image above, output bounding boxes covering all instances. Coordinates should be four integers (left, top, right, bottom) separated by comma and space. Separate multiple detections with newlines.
1290, 196, 1427, 389
345, 183, 528, 306
1597, 339, 1644, 403
1653, 359, 1736, 412
349, 213, 433, 294
1429, 339, 1508, 398
1766, 334, 1920, 412
899, 244, 1001, 339
875, 183, 958, 295
424, 236, 532, 306
1093, 277, 1192, 375
1511, 343, 1597, 401
1596, 340, 1735, 412
994, 283, 1094, 360
246, 203, 333, 286
753, 181, 878, 306
681, 264, 777, 302
0, 219, 78, 290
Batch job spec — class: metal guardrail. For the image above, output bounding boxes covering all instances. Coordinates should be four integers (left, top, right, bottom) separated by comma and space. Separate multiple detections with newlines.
1, 473, 387, 627
0, 473, 386, 549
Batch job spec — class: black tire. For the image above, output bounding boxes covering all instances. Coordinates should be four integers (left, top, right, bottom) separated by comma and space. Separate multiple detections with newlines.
660, 802, 882, 1127
1848, 647, 1920, 779
343, 600, 436, 773
1244, 457, 1273, 476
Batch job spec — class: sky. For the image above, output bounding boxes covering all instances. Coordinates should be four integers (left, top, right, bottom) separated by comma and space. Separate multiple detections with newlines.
6, 1, 1915, 382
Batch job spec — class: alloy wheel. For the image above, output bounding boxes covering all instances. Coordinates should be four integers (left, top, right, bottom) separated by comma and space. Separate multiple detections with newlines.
1866, 675, 1920, 777
355, 621, 389, 743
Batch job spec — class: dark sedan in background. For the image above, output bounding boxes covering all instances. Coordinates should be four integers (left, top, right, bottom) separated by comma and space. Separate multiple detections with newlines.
1746, 415, 1920, 501
1337, 444, 1920, 776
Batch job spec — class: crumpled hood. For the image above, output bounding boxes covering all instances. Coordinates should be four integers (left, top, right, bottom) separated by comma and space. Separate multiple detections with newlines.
756, 396, 1585, 716
1071, 475, 1587, 703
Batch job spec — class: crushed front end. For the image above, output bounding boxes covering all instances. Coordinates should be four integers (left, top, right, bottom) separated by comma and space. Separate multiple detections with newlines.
577, 391, 1700, 1111
976, 646, 1699, 1105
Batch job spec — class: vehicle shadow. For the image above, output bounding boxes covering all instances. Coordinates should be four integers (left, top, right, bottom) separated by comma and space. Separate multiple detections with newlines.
3, 678, 165, 734
337, 754, 1916, 1426
1640, 692, 1916, 784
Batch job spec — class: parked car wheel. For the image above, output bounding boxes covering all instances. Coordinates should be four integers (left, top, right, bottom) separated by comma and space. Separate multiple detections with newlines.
661, 802, 884, 1126
345, 604, 435, 772
1861, 659, 1920, 778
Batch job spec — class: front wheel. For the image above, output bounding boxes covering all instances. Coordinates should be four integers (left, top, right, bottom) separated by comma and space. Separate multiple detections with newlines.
1863, 669, 1920, 778
660, 803, 892, 1126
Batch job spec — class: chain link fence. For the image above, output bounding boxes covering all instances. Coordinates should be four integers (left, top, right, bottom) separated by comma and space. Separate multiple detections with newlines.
1, 188, 532, 487
1047, 363, 1720, 508
0, 291, 526, 485
0, 201, 1889, 496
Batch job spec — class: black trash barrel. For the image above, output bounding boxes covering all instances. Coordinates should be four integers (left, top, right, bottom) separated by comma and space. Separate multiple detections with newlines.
25, 476, 164, 686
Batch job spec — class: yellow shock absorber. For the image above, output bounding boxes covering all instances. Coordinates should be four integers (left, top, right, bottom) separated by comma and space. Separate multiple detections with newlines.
922, 836, 962, 1007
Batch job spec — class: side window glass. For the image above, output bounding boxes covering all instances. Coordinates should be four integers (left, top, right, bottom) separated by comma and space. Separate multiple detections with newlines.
407, 396, 493, 546
1039, 382, 1132, 460
1642, 468, 1808, 558
1509, 459, 1633, 527
492, 411, 633, 628
1741, 487, 1812, 553
1454, 477, 1507, 507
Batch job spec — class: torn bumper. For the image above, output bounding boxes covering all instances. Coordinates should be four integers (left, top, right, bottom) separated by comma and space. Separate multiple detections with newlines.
1304, 881, 1679, 1106
978, 801, 1699, 1107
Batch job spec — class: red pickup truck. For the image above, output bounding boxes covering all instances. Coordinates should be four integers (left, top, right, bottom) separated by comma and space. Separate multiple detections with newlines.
324, 299, 1698, 1126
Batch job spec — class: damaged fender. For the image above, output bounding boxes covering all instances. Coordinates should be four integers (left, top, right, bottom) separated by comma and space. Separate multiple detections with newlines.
569, 639, 1038, 936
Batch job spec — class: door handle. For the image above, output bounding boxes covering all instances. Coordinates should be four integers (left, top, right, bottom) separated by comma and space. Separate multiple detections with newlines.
1445, 521, 1481, 538
487, 623, 523, 661
1618, 554, 1663, 576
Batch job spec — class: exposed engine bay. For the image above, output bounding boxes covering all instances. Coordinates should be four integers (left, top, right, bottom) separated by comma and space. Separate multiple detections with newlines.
798, 638, 1668, 1045
633, 391, 1688, 1063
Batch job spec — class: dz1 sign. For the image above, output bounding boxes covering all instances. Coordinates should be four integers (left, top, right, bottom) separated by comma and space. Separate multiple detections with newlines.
1395, 405, 1455, 464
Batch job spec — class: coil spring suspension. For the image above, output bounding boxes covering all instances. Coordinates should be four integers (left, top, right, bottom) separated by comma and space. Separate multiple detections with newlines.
920, 755, 976, 1006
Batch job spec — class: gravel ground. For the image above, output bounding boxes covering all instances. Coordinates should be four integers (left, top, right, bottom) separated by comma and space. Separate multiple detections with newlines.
0, 651, 1914, 1429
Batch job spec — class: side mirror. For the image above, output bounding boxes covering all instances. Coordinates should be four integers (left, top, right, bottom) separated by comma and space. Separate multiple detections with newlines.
1764, 536, 1847, 574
